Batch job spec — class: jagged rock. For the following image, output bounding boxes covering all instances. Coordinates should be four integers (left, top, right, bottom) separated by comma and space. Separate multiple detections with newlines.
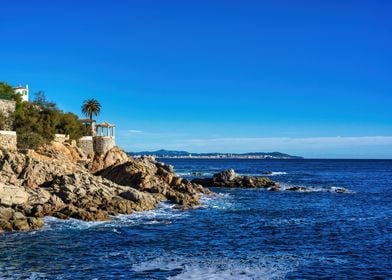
13, 211, 26, 220
0, 219, 13, 231
0, 207, 14, 220
91, 146, 129, 172
0, 184, 30, 207
192, 169, 277, 189
97, 156, 211, 208
27, 217, 44, 229
12, 219, 30, 231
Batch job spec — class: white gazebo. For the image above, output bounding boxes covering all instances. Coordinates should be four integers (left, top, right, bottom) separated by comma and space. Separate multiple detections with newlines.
96, 121, 115, 138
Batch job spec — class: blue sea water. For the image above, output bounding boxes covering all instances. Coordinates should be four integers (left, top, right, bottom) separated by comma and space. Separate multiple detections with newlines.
0, 159, 391, 279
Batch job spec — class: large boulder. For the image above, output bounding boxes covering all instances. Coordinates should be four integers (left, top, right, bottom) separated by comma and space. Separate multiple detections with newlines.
91, 146, 129, 172
0, 183, 30, 207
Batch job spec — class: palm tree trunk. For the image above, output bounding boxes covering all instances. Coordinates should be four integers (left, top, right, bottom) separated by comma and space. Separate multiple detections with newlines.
89, 113, 93, 135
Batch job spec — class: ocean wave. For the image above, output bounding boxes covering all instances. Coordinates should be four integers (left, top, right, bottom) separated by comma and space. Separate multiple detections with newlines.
199, 192, 236, 210
234, 171, 288, 177
265, 171, 288, 176
176, 171, 289, 178
279, 184, 353, 193
109, 202, 188, 226
176, 171, 214, 177
41, 202, 187, 231
43, 216, 108, 231
132, 255, 295, 280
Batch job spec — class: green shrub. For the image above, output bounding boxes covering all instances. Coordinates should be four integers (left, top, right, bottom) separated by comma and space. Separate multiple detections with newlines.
2, 87, 92, 150
17, 132, 46, 150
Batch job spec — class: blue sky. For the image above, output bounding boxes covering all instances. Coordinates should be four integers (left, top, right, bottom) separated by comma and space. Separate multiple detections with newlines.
1, 0, 391, 158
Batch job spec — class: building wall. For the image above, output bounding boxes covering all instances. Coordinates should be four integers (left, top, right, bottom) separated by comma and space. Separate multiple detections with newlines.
0, 99, 16, 131
93, 136, 115, 155
14, 86, 29, 102
78, 136, 94, 156
0, 131, 17, 151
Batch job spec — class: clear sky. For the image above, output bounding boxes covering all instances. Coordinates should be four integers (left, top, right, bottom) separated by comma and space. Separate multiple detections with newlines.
1, 0, 391, 158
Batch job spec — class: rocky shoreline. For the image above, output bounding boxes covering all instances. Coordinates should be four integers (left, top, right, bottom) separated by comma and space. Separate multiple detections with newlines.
0, 142, 210, 232
1, 144, 350, 232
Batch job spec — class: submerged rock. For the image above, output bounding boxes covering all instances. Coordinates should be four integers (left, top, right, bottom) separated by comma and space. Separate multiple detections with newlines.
191, 169, 278, 189
285, 186, 308, 192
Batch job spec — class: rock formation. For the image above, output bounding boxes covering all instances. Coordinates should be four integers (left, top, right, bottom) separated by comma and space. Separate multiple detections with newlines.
192, 169, 278, 189
97, 157, 210, 208
0, 142, 210, 232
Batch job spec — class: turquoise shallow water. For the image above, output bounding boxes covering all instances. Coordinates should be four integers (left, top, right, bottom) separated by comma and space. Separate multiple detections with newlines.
0, 159, 391, 279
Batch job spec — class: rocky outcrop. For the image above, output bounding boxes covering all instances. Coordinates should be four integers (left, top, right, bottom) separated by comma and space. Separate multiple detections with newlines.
97, 156, 211, 208
191, 169, 352, 194
90, 146, 128, 172
0, 143, 210, 232
192, 169, 278, 189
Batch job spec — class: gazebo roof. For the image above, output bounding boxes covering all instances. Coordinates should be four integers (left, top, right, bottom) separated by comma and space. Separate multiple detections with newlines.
96, 121, 115, 128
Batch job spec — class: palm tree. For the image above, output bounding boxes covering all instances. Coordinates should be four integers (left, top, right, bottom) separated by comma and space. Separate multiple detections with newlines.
82, 99, 101, 136
82, 99, 101, 121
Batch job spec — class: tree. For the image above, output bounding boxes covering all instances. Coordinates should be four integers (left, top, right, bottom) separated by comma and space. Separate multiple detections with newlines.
33, 91, 58, 110
82, 99, 101, 121
0, 82, 21, 101
56, 112, 84, 140
0, 82, 14, 100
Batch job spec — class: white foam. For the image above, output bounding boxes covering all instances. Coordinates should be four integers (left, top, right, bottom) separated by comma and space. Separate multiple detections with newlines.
41, 202, 186, 231
235, 171, 288, 177
279, 184, 353, 193
132, 255, 296, 280
199, 193, 235, 210
268, 172, 288, 176
176, 171, 214, 177
43, 216, 108, 231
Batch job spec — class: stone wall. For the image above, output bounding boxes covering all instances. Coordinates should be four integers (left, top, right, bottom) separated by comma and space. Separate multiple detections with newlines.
78, 136, 94, 156
54, 134, 69, 143
93, 136, 115, 155
0, 99, 16, 131
0, 131, 17, 151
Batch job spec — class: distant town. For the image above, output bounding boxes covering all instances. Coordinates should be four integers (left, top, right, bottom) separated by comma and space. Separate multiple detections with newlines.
128, 149, 303, 159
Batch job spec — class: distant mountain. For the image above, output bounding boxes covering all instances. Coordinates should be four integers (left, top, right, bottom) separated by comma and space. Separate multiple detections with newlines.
128, 149, 303, 159
129, 149, 190, 157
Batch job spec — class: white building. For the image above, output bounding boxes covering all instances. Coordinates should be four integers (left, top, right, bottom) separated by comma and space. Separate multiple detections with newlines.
13, 84, 29, 102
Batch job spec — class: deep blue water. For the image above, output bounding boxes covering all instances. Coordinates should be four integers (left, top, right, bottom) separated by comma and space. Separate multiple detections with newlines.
0, 159, 391, 279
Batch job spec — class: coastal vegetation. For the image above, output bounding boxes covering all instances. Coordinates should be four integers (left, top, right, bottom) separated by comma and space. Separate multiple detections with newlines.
0, 82, 20, 101
0, 82, 87, 149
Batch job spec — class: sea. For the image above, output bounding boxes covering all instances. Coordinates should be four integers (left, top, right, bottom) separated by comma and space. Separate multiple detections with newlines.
0, 159, 391, 279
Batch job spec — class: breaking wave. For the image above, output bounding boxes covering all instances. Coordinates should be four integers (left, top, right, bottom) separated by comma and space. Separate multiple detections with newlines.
132, 255, 296, 280
279, 184, 353, 193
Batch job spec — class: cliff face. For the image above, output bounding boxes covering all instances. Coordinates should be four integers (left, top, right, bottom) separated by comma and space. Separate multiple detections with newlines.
0, 142, 210, 232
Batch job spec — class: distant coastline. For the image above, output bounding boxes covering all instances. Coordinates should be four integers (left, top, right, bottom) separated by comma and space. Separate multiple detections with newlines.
128, 149, 303, 159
